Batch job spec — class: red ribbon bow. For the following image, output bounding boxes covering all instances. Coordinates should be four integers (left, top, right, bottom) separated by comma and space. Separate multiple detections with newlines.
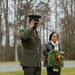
55, 55, 60, 61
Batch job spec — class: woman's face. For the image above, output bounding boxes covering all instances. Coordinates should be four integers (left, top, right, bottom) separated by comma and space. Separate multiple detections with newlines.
51, 33, 58, 43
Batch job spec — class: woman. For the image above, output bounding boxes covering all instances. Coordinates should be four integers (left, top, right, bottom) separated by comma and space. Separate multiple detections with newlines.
43, 32, 64, 75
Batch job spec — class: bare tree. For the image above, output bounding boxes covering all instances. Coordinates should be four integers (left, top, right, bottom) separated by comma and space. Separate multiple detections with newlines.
0, 0, 2, 61
46, 0, 50, 42
58, 0, 75, 59
55, 0, 57, 32
24, 0, 28, 28
14, 0, 18, 61
5, 0, 9, 61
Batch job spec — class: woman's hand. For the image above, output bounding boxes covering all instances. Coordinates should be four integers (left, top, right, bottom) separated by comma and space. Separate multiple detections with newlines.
60, 51, 64, 55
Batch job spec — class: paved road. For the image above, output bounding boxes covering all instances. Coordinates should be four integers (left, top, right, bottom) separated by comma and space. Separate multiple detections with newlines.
0, 61, 75, 71
64, 61, 75, 67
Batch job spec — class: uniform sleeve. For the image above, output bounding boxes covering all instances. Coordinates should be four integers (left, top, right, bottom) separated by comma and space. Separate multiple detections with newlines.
43, 44, 48, 57
19, 27, 34, 40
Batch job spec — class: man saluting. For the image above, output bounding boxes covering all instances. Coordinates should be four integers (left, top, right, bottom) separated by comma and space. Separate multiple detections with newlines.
19, 15, 41, 75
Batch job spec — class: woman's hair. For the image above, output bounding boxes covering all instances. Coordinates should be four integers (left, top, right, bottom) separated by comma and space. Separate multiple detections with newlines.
49, 32, 58, 41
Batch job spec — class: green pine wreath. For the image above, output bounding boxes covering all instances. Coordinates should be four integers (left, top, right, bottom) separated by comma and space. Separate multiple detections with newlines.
48, 50, 64, 69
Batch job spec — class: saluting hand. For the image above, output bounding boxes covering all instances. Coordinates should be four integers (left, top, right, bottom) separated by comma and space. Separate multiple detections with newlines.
29, 20, 35, 28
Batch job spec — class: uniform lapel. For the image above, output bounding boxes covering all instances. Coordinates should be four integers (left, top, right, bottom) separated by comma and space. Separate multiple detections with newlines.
34, 30, 38, 37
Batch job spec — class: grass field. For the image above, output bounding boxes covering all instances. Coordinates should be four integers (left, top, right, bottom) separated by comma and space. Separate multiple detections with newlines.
0, 67, 75, 75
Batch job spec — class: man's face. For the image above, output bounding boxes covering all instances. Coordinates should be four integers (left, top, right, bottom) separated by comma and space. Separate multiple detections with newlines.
33, 23, 38, 30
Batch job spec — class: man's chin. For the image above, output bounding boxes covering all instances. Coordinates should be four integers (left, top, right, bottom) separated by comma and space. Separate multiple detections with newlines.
33, 27, 37, 30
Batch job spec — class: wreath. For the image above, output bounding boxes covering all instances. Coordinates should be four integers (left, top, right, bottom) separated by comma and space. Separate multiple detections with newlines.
48, 50, 64, 69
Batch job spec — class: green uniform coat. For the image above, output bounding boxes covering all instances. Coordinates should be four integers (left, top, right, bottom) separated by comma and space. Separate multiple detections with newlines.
20, 27, 41, 67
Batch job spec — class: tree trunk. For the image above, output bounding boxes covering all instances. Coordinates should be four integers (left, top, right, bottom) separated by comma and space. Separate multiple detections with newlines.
24, 0, 28, 29
43, 23, 45, 45
14, 0, 18, 61
46, 0, 50, 43
5, 0, 9, 61
55, 0, 57, 32
0, 0, 2, 61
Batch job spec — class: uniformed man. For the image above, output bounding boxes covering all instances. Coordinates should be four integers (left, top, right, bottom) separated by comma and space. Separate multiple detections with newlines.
19, 15, 41, 75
